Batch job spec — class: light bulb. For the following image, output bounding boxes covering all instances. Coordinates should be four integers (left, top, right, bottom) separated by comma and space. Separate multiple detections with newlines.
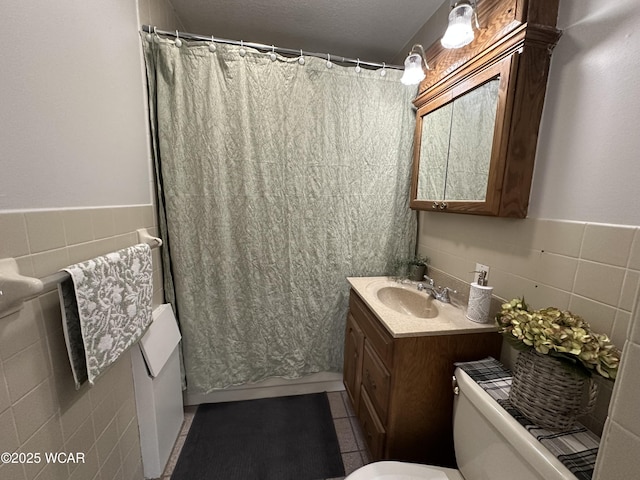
401, 53, 426, 85
441, 4, 475, 49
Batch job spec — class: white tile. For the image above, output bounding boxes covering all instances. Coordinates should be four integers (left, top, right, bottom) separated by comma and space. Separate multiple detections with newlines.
91, 208, 116, 240
582, 223, 635, 267
536, 252, 578, 291
3, 340, 52, 403
568, 295, 616, 337
95, 418, 119, 468
0, 302, 45, 361
67, 445, 99, 480
628, 271, 640, 345
0, 460, 26, 480
30, 248, 71, 278
62, 209, 94, 246
628, 229, 640, 271
529, 219, 585, 257
608, 342, 640, 438
64, 416, 95, 464
611, 310, 631, 351
484, 244, 533, 281
0, 213, 30, 258
619, 270, 640, 312
117, 416, 141, 465
24, 212, 66, 254
12, 379, 57, 443
0, 361, 10, 414
31, 460, 68, 480
0, 407, 20, 455
120, 446, 143, 480
59, 389, 93, 443
518, 284, 571, 311
574, 260, 625, 307
21, 415, 64, 480
594, 420, 640, 480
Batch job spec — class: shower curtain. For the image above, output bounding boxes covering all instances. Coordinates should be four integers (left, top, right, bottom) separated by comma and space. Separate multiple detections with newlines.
143, 36, 417, 393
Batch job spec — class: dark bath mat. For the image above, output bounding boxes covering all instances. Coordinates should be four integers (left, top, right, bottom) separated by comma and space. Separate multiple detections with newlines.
171, 392, 345, 480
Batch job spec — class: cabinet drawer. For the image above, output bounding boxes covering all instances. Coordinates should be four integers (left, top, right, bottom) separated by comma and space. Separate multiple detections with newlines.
358, 387, 386, 460
349, 290, 394, 367
362, 340, 391, 422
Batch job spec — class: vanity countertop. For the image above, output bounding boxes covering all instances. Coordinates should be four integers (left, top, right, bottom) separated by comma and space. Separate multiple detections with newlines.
347, 276, 499, 338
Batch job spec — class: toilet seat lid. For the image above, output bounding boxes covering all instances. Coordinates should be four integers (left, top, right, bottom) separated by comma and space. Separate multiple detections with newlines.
345, 461, 464, 480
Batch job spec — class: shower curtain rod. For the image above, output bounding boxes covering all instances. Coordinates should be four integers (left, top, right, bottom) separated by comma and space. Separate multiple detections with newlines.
141, 25, 403, 70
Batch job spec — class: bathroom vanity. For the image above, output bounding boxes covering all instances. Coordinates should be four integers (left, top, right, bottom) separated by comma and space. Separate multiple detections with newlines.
343, 277, 502, 467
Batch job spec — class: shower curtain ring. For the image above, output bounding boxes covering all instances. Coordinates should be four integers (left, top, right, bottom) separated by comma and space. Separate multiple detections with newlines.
239, 40, 246, 57
326, 53, 333, 69
174, 30, 182, 48
355, 58, 361, 73
298, 49, 305, 65
209, 35, 217, 53
270, 45, 277, 62
381, 62, 387, 77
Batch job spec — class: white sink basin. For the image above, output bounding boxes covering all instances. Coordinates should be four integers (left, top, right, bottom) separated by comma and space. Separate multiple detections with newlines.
376, 286, 439, 319
350, 276, 498, 338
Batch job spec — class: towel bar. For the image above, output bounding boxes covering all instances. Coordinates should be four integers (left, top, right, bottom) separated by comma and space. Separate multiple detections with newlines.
0, 228, 162, 319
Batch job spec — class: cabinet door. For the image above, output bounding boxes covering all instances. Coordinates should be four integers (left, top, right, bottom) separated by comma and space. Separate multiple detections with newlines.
343, 313, 364, 412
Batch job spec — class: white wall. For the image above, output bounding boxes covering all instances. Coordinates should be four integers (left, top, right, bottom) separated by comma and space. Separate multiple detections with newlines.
530, 0, 640, 225
0, 0, 152, 211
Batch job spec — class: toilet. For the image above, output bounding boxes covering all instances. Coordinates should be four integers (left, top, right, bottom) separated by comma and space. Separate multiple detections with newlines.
346, 367, 577, 480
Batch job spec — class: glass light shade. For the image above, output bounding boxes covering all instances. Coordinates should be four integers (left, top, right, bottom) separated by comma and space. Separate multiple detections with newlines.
441, 4, 475, 49
401, 53, 426, 85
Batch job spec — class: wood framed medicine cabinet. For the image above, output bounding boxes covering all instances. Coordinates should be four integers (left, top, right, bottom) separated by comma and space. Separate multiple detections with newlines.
409, 0, 561, 217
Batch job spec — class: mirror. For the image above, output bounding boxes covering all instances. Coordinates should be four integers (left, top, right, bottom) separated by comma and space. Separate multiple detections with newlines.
409, 0, 561, 217
416, 77, 500, 203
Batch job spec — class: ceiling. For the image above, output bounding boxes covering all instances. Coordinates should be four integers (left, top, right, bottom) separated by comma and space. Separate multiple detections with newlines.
171, 0, 446, 64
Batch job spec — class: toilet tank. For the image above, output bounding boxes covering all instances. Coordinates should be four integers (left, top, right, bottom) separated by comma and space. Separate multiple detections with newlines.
453, 367, 578, 480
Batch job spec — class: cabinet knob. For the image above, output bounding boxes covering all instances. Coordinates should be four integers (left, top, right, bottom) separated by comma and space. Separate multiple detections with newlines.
432, 202, 439, 209
439, 202, 448, 210
365, 369, 377, 390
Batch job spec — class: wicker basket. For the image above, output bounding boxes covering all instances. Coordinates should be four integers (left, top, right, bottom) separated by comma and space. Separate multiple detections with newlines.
510, 349, 598, 431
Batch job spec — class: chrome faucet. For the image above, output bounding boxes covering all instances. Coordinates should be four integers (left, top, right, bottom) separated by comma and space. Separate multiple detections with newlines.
417, 275, 456, 303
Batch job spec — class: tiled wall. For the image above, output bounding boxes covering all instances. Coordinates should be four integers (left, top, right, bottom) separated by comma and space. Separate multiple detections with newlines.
0, 206, 161, 480
594, 290, 640, 478
417, 213, 640, 434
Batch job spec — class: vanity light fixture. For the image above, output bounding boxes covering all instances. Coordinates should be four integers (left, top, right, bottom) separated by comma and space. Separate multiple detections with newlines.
400, 44, 429, 85
441, 0, 480, 49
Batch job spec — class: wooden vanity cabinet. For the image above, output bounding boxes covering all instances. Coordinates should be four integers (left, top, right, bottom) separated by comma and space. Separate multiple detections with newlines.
343, 289, 502, 467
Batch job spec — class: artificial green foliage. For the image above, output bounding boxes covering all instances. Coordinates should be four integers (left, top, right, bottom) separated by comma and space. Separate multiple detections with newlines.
496, 298, 621, 379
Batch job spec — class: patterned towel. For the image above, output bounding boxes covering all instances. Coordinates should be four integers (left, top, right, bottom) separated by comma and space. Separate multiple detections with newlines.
455, 357, 600, 480
58, 244, 153, 388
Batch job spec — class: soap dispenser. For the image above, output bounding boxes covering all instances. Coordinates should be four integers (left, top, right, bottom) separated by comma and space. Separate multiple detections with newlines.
466, 270, 493, 323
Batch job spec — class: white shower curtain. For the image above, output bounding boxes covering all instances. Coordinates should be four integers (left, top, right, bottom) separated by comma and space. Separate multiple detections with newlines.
143, 36, 416, 393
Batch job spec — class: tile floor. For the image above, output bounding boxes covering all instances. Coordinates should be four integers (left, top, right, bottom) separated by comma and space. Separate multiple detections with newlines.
156, 390, 371, 479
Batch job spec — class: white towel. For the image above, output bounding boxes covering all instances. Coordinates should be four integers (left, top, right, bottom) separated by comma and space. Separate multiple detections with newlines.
58, 244, 153, 388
